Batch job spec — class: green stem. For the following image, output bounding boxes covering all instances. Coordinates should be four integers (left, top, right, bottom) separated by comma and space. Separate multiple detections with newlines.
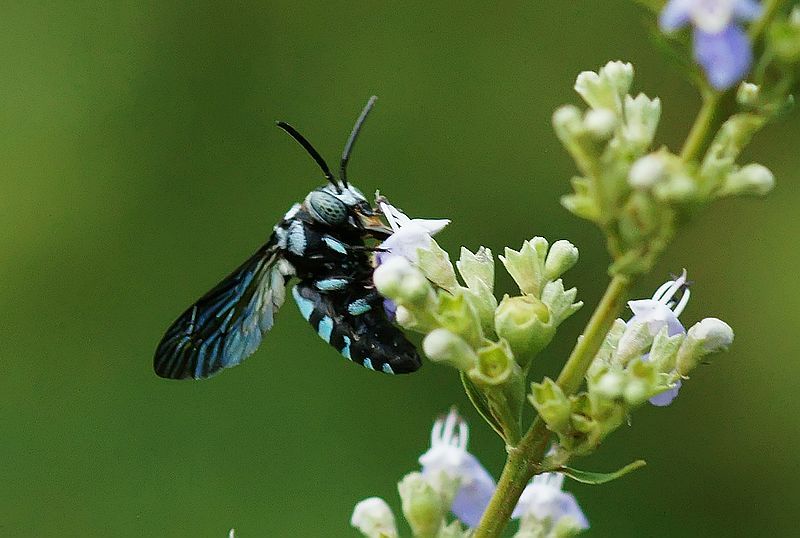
679, 90, 721, 163
472, 275, 632, 538
748, 0, 788, 42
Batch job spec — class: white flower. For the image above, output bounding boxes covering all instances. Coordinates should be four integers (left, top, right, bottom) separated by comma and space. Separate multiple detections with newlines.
378, 201, 449, 265
511, 472, 589, 531
351, 497, 399, 538
418, 408, 496, 527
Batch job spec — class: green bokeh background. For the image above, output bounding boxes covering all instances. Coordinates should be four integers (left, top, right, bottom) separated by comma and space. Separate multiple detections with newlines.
2, 1, 798, 536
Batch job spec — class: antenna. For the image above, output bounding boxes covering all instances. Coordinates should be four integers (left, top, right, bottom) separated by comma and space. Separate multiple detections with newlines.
276, 121, 340, 192
340, 96, 378, 186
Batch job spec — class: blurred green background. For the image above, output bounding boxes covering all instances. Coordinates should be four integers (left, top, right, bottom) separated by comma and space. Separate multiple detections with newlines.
2, 1, 798, 536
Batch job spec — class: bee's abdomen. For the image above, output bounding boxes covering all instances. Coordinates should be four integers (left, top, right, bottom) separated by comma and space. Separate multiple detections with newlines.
292, 281, 421, 374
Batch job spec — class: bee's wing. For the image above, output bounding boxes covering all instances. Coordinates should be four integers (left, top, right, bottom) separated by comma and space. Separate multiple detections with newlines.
154, 240, 292, 379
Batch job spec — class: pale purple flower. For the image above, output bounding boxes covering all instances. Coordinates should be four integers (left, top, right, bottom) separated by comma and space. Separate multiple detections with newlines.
511, 472, 589, 531
660, 0, 762, 90
627, 270, 691, 406
418, 409, 496, 527
377, 201, 449, 265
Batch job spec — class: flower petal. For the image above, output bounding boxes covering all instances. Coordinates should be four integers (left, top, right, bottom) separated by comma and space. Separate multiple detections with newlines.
694, 25, 753, 90
733, 0, 762, 21
628, 299, 686, 336
659, 0, 694, 31
649, 380, 682, 406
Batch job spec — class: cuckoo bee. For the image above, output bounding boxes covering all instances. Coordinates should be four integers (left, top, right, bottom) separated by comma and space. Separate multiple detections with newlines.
154, 97, 421, 379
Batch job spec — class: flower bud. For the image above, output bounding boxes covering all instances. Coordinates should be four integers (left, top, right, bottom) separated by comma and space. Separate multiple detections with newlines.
623, 359, 658, 406
398, 472, 444, 538
374, 257, 432, 304
499, 238, 548, 297
718, 163, 775, 197
457, 246, 494, 292
736, 82, 760, 107
574, 61, 632, 112
602, 60, 634, 97
529, 378, 571, 432
628, 153, 668, 189
469, 339, 518, 387
417, 241, 459, 291
622, 93, 661, 151
552, 105, 585, 142
423, 329, 478, 371
436, 292, 484, 348
590, 368, 626, 401
614, 320, 654, 365
544, 240, 579, 282
676, 317, 734, 375
351, 497, 399, 538
584, 108, 618, 139
494, 294, 553, 366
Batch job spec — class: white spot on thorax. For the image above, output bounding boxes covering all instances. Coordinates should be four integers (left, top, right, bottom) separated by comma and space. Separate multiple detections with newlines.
287, 220, 306, 255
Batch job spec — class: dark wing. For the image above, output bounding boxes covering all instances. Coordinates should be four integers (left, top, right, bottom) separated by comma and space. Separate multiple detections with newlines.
154, 241, 291, 379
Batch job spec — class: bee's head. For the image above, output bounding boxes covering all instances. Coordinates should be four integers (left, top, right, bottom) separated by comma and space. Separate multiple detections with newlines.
302, 183, 387, 236
278, 96, 390, 237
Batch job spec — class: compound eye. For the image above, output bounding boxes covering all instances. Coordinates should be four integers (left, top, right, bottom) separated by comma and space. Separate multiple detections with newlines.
308, 190, 348, 226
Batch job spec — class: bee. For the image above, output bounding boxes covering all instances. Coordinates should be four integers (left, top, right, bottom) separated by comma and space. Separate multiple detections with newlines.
154, 97, 421, 379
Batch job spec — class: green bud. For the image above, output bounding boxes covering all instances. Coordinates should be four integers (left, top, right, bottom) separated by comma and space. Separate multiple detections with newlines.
398, 472, 444, 538
540, 279, 583, 326
469, 339, 519, 387
351, 497, 399, 538
494, 294, 553, 366
736, 82, 761, 107
373, 257, 433, 305
589, 319, 627, 377
436, 291, 484, 348
613, 320, 654, 366
647, 326, 684, 373
623, 359, 658, 406
676, 318, 734, 375
628, 153, 668, 189
574, 61, 633, 113
622, 93, 661, 151
717, 163, 775, 197
561, 177, 601, 222
457, 246, 494, 292
553, 105, 585, 143
417, 242, 459, 292
544, 240, 579, 282
422, 329, 478, 371
500, 238, 549, 296
457, 247, 498, 335
529, 377, 571, 432
590, 367, 626, 401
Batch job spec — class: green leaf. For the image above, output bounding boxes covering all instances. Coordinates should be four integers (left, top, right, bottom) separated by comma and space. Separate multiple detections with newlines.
559, 459, 646, 484
460, 371, 505, 440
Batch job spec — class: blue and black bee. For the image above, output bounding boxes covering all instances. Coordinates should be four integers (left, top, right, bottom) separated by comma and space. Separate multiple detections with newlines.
154, 97, 421, 379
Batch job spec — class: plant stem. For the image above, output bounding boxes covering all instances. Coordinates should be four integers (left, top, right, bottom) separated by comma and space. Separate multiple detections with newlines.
749, 0, 788, 42
679, 90, 721, 163
473, 275, 632, 537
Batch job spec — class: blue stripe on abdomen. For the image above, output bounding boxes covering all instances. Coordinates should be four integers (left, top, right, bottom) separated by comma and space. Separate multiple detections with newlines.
292, 286, 315, 320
